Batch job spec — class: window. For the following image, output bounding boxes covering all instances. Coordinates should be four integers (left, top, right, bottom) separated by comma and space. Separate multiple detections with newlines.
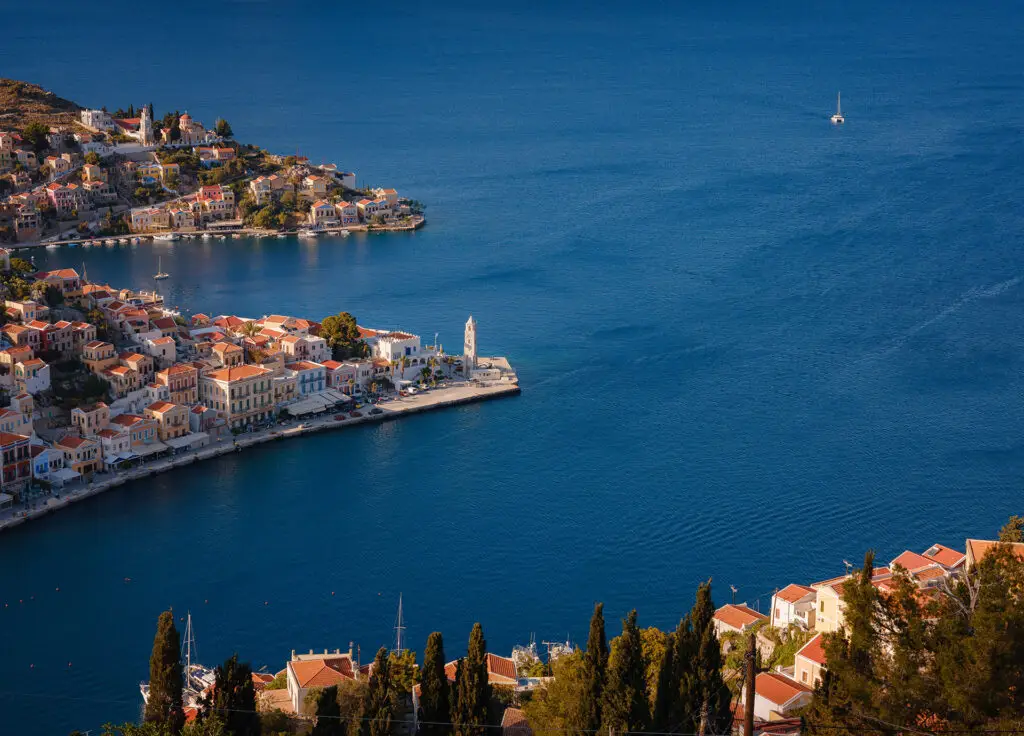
801, 672, 807, 683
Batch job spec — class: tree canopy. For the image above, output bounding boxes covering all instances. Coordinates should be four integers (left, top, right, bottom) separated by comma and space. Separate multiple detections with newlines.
420, 632, 451, 736
144, 611, 185, 733
452, 624, 491, 736
320, 312, 365, 359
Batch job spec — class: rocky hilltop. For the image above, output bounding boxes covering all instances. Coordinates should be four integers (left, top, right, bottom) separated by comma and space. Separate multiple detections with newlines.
0, 78, 81, 133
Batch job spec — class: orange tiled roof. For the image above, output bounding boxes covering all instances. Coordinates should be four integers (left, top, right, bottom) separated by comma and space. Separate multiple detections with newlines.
795, 633, 827, 666
775, 584, 815, 604
289, 658, 354, 688
922, 543, 966, 568
756, 672, 812, 707
205, 365, 272, 382
713, 604, 767, 631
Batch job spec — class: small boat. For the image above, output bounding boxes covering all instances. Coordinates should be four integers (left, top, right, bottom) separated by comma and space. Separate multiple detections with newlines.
202, 233, 212, 240
831, 92, 844, 125
154, 256, 170, 280
297, 229, 318, 239
46, 244, 60, 250
276, 233, 287, 239
216, 234, 226, 240
154, 233, 179, 242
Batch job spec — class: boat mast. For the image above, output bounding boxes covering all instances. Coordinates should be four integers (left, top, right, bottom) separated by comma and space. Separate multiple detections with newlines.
837, 92, 841, 116
393, 593, 405, 654
182, 612, 195, 682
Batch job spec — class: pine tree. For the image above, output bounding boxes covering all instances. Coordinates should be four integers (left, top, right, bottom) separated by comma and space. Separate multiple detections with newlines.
144, 610, 185, 734
312, 685, 344, 736
204, 654, 259, 736
361, 648, 394, 736
420, 632, 451, 736
452, 623, 491, 736
579, 603, 608, 733
664, 613, 696, 733
601, 610, 650, 734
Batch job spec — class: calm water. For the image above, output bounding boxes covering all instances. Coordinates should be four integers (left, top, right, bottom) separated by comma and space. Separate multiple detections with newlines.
3, 1, 1024, 732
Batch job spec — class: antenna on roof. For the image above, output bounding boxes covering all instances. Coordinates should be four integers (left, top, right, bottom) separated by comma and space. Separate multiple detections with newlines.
730, 584, 738, 604
393, 593, 406, 655
842, 559, 853, 575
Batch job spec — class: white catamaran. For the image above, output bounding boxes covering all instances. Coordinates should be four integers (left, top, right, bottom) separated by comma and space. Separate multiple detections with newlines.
140, 612, 216, 710
831, 92, 845, 125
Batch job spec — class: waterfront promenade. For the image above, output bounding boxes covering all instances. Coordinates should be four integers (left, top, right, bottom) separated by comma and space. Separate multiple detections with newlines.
0, 374, 518, 533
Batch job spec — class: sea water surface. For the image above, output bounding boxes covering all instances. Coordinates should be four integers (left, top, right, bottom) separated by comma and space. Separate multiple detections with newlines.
3, 1, 1024, 732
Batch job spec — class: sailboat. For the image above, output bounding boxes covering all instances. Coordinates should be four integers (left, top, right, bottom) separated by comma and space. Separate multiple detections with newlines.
831, 92, 844, 124
154, 256, 170, 280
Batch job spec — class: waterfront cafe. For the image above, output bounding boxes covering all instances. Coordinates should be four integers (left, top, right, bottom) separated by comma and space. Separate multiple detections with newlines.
284, 389, 353, 418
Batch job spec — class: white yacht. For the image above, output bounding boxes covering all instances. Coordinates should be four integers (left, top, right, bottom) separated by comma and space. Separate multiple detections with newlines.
831, 92, 844, 125
154, 257, 170, 280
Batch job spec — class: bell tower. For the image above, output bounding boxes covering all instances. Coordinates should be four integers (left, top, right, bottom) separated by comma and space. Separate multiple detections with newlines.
139, 104, 155, 146
463, 315, 477, 371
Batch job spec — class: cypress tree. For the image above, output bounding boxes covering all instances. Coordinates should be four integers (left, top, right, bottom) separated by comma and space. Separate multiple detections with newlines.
452, 623, 491, 736
650, 631, 675, 732
205, 653, 259, 736
144, 610, 185, 734
420, 632, 451, 736
601, 610, 649, 734
312, 685, 344, 736
579, 603, 608, 733
690, 582, 731, 736
664, 614, 696, 733
361, 647, 394, 736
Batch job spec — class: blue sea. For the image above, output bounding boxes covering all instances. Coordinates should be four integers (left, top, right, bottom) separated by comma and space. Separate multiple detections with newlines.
2, 1, 1024, 732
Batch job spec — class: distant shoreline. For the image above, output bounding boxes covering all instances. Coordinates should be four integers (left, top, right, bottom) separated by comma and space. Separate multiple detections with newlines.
7, 215, 426, 250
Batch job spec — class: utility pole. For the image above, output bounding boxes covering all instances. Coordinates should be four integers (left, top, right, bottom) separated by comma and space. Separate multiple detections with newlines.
744, 631, 756, 736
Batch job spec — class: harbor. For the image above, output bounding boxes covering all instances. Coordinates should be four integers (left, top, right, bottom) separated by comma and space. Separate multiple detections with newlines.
0, 370, 519, 533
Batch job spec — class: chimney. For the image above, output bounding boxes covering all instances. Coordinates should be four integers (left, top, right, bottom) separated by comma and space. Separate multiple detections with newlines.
309, 649, 313, 655
291, 649, 296, 660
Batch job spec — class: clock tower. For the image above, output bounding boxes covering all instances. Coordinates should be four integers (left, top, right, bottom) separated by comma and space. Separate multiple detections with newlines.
463, 315, 477, 371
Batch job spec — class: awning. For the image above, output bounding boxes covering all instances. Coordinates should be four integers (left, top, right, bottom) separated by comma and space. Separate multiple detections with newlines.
50, 468, 81, 485
133, 442, 169, 457
187, 432, 209, 447
163, 436, 194, 450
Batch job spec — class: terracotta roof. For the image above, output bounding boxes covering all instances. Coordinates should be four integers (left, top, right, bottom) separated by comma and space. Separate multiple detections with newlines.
160, 363, 197, 376
97, 429, 120, 439
212, 342, 242, 353
755, 672, 812, 707
85, 340, 110, 350
795, 633, 827, 666
913, 567, 947, 583
152, 317, 176, 329
966, 539, 1024, 565
151, 337, 175, 345
0, 431, 30, 446
286, 361, 322, 371
443, 654, 518, 684
775, 584, 815, 604
713, 604, 767, 632
146, 401, 177, 414
289, 657, 354, 688
891, 551, 935, 572
21, 358, 44, 367
111, 414, 145, 427
57, 436, 90, 449
384, 331, 415, 340
922, 544, 966, 568
502, 707, 532, 736
205, 365, 272, 382
105, 365, 132, 377
322, 360, 343, 370
120, 352, 147, 362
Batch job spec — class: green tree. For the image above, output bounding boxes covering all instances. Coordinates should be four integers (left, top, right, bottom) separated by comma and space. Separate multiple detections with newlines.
216, 119, 234, 138
144, 611, 185, 733
420, 632, 451, 736
320, 312, 362, 359
85, 151, 101, 165
203, 654, 259, 736
388, 648, 418, 694
361, 648, 394, 736
452, 624, 491, 736
9, 257, 33, 275
999, 515, 1024, 543
522, 651, 585, 734
689, 581, 731, 736
22, 122, 50, 153
601, 610, 649, 734
312, 685, 344, 736
579, 603, 608, 733
100, 719, 227, 736
639, 627, 668, 718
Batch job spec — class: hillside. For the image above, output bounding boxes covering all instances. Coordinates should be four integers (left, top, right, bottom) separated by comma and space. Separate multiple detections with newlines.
0, 78, 82, 133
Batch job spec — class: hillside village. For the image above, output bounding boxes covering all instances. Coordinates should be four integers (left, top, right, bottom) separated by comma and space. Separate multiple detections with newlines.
0, 253, 489, 510
0, 86, 422, 244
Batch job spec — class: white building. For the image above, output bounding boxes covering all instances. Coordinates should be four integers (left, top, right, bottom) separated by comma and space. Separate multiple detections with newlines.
373, 332, 422, 363
285, 649, 357, 716
80, 109, 116, 132
745, 672, 813, 722
770, 584, 816, 630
